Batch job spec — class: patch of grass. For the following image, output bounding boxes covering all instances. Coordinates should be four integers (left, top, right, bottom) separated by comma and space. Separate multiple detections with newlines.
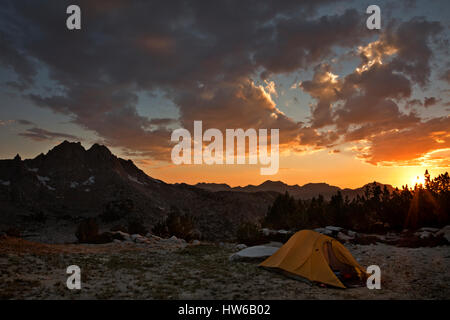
0, 278, 41, 299
177, 244, 224, 257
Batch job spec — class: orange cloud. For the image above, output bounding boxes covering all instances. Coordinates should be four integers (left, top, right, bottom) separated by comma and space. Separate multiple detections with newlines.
359, 117, 450, 166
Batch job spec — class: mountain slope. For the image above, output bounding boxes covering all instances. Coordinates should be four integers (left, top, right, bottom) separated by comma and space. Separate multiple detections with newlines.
0, 141, 394, 242
0, 141, 276, 241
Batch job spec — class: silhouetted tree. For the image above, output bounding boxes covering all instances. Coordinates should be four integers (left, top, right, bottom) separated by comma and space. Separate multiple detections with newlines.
262, 171, 449, 232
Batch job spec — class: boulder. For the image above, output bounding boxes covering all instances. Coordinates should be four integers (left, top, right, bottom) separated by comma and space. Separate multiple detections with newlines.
130, 234, 141, 241
337, 232, 353, 242
160, 235, 186, 245
135, 236, 149, 244
112, 231, 131, 241
131, 234, 149, 243
325, 226, 343, 232
314, 228, 333, 236
229, 245, 279, 262
235, 243, 247, 250
414, 231, 432, 239
148, 234, 162, 241
418, 227, 440, 233
347, 230, 357, 237
436, 225, 450, 242
266, 241, 283, 248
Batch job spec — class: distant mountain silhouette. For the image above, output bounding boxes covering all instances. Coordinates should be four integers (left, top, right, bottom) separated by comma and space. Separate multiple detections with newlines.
194, 180, 394, 200
0, 141, 394, 241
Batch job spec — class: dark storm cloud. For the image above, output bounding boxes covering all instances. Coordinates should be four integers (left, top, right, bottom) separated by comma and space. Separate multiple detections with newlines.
441, 70, 450, 84
0, 0, 371, 157
382, 17, 442, 86
0, 119, 34, 126
16, 119, 34, 125
19, 127, 80, 141
253, 9, 369, 75
300, 63, 341, 129
295, 16, 447, 164
423, 97, 440, 108
0, 31, 36, 89
27, 85, 174, 159
0, 1, 448, 166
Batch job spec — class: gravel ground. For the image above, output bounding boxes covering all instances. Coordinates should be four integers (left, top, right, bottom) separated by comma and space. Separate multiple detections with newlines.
0, 237, 449, 299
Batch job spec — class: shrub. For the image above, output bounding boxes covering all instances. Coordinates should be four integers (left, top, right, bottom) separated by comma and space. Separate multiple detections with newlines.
235, 222, 265, 246
152, 207, 197, 241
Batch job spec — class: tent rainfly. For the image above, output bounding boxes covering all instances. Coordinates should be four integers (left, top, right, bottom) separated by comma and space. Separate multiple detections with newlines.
259, 229, 367, 288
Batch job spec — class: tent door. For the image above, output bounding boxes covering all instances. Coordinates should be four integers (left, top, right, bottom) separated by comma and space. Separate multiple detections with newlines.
322, 241, 362, 287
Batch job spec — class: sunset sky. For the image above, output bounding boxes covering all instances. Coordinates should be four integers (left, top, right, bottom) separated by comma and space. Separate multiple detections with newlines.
0, 0, 449, 189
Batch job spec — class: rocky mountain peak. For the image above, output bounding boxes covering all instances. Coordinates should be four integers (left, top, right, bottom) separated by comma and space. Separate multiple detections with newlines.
46, 140, 86, 159
260, 180, 285, 187
88, 143, 113, 157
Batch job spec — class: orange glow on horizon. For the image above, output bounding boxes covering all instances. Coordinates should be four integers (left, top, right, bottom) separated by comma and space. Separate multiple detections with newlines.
138, 156, 447, 190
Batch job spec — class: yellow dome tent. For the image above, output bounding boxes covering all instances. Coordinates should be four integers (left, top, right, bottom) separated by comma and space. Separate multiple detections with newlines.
259, 230, 367, 288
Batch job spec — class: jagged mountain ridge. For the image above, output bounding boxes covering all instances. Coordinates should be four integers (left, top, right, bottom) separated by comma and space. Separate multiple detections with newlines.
0, 141, 394, 241
0, 141, 277, 240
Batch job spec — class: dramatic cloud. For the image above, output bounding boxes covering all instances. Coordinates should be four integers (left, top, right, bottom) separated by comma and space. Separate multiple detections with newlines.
382, 17, 442, 86
295, 17, 448, 165
0, 119, 34, 126
16, 119, 34, 126
361, 116, 450, 166
19, 127, 80, 142
423, 97, 440, 108
0, 120, 15, 126
0, 0, 372, 159
300, 63, 341, 129
0, 1, 448, 168
0, 31, 36, 90
441, 69, 450, 84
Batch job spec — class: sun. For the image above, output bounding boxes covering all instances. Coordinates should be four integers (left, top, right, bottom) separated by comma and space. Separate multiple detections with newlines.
411, 175, 425, 187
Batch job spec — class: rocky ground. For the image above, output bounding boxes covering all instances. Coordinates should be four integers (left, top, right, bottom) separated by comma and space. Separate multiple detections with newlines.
1, 236, 449, 300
